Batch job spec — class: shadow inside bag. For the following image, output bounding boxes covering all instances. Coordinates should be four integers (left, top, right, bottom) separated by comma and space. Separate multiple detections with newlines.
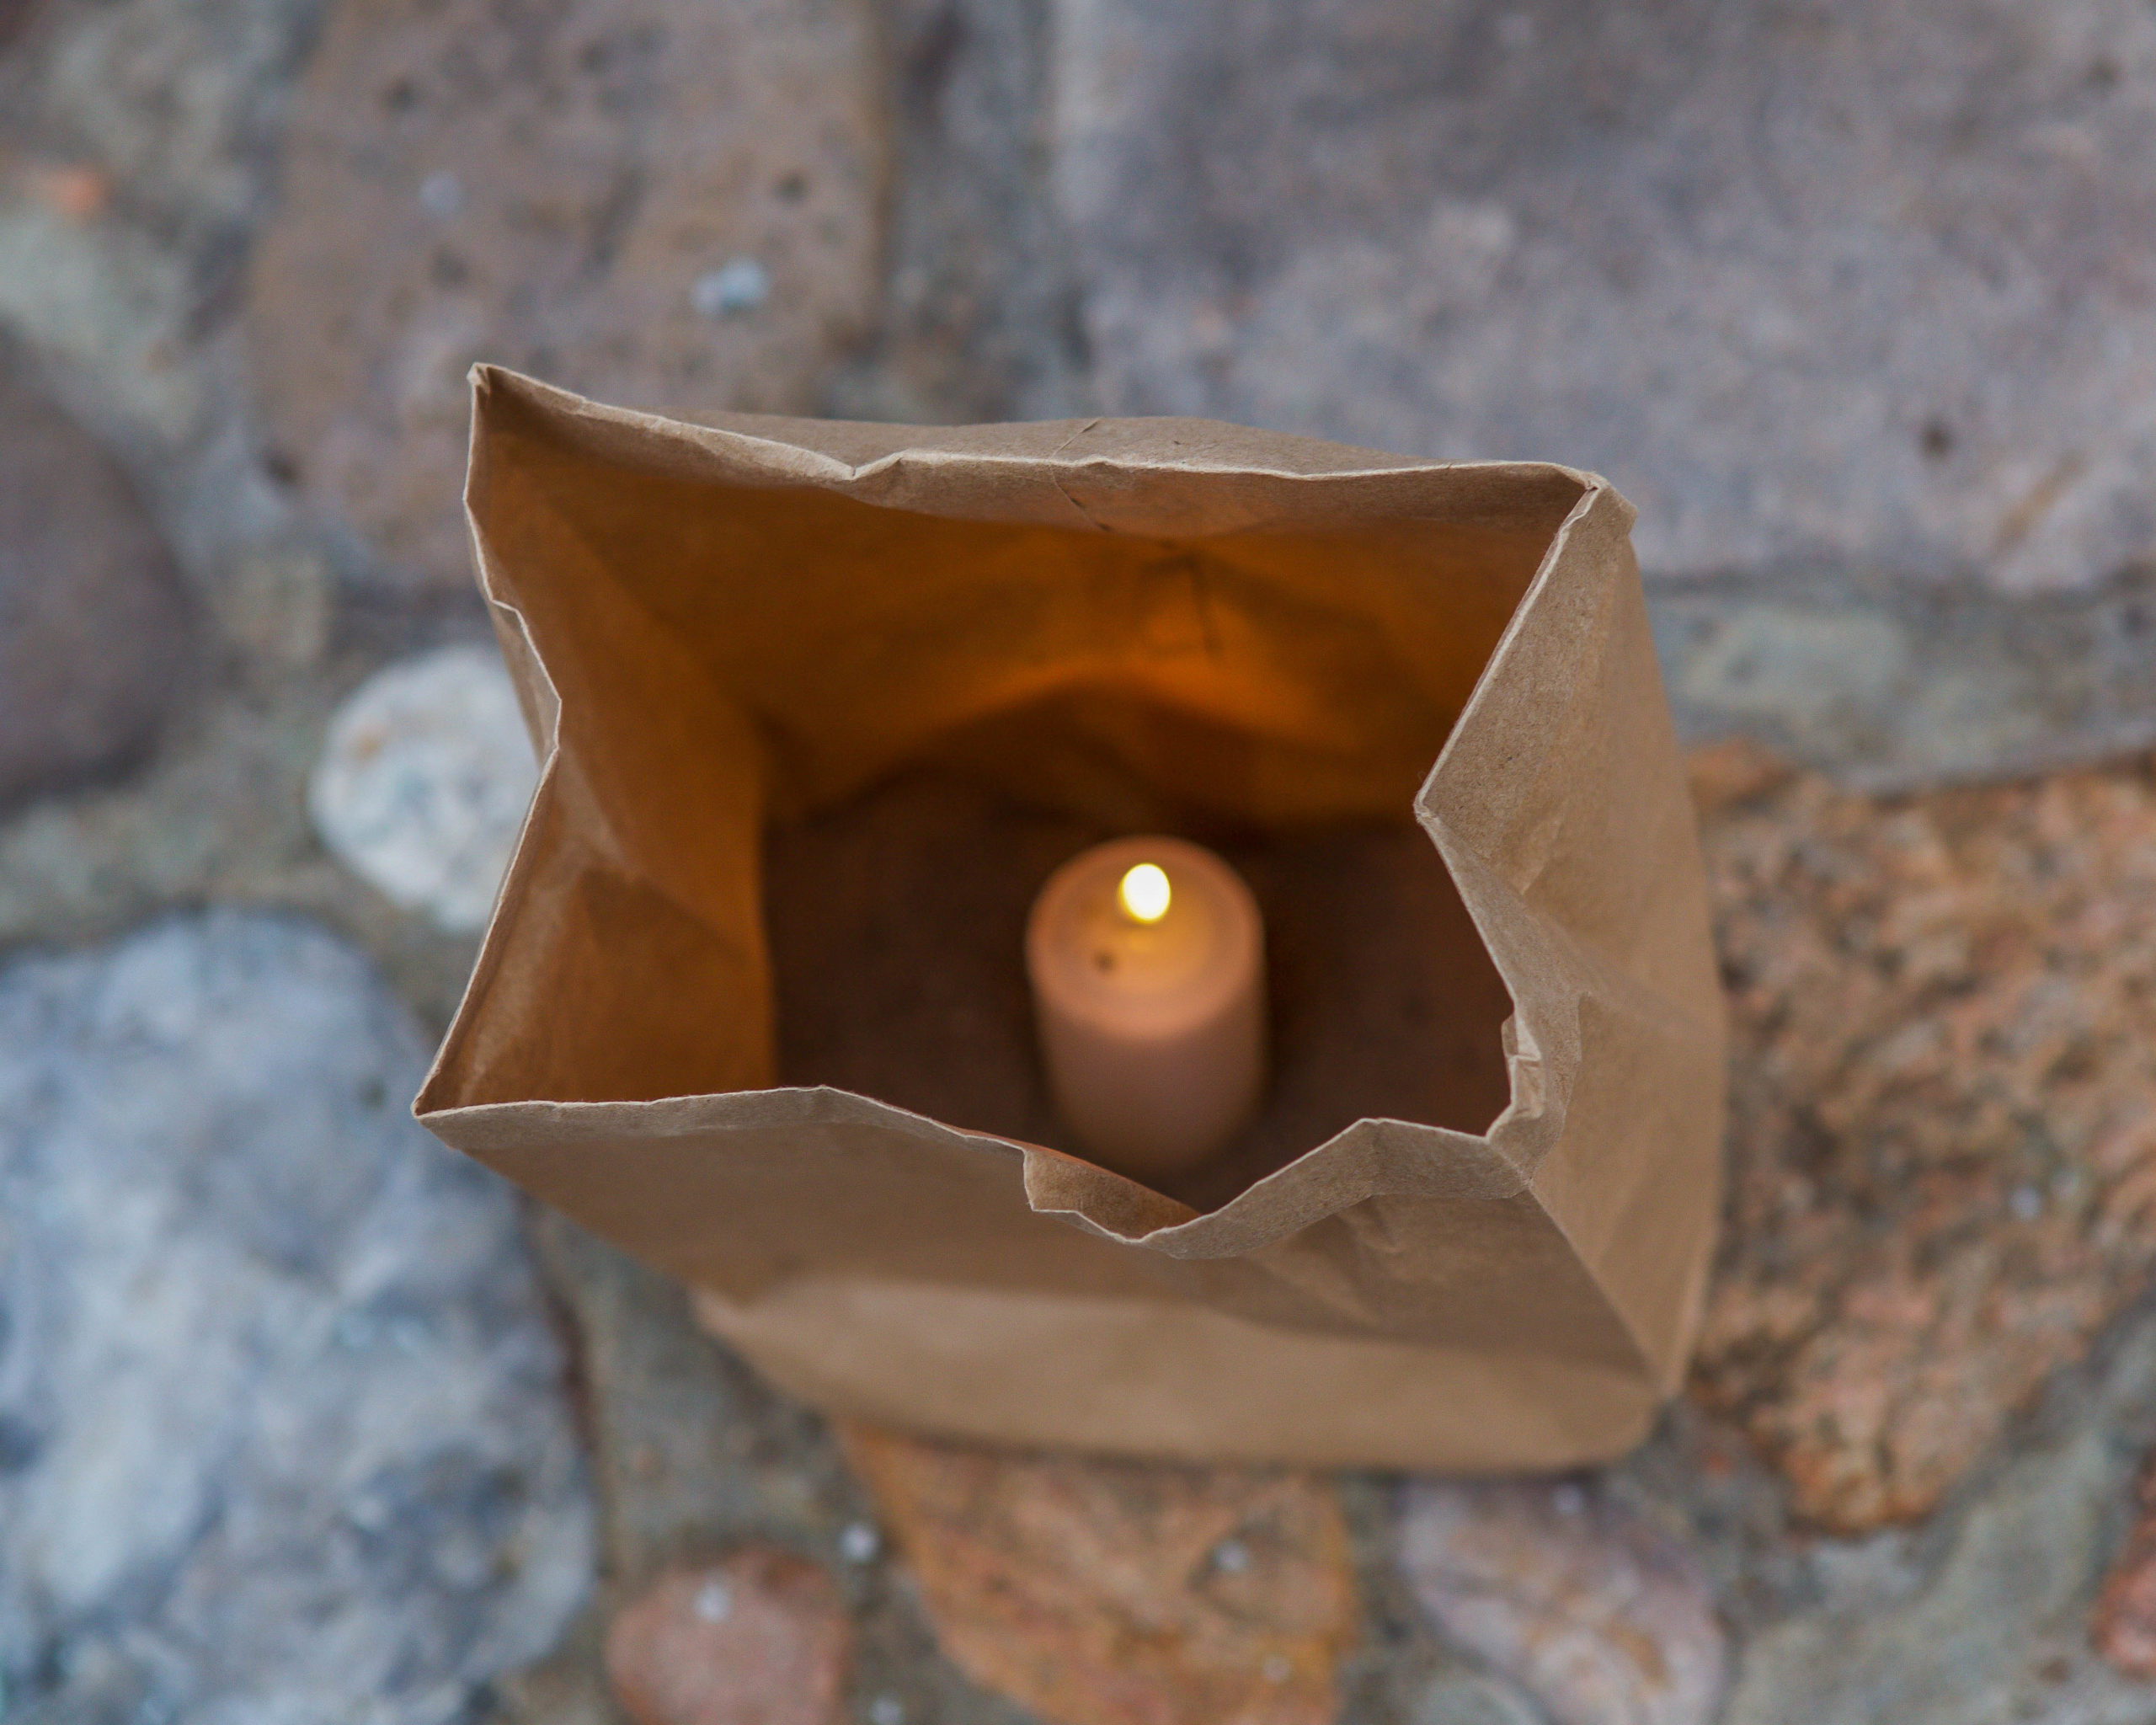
766, 763, 1515, 1213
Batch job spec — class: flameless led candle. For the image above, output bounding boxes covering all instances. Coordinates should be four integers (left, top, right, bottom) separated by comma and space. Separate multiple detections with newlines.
1025, 835, 1267, 1183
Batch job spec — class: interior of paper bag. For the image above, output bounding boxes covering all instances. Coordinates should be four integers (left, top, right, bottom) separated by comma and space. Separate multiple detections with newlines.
762, 771, 1517, 1210
454, 413, 1579, 1206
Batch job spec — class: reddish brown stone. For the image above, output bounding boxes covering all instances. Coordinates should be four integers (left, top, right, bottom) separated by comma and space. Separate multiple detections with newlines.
1689, 740, 2156, 1531
605, 1547, 851, 1725
2094, 1455, 2156, 1677
22, 161, 110, 220
840, 1423, 1357, 1725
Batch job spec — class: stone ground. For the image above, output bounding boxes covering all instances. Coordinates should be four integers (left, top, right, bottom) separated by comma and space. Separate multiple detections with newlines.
8, 0, 2156, 1719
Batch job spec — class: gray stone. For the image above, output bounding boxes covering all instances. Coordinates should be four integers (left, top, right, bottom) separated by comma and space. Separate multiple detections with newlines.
0, 346, 190, 809
0, 910, 595, 1722
822, 0, 1090, 425
1723, 1309, 2156, 1724
245, 0, 885, 591
1407, 1669, 1549, 1725
526, 1214, 1042, 1725
1650, 563, 2156, 789
1400, 1479, 1725, 1725
525, 1213, 859, 1589
308, 644, 539, 933
0, 0, 323, 531
1049, 0, 2156, 593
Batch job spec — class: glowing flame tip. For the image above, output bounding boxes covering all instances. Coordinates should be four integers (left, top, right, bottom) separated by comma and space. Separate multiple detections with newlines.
1118, 862, 1171, 924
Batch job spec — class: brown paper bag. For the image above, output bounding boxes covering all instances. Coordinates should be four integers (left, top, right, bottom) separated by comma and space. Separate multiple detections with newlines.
416, 366, 1726, 1471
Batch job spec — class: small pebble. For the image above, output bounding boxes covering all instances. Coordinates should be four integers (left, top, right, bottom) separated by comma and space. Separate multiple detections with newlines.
867, 1696, 904, 1725
2010, 1184, 2043, 1221
606, 1549, 851, 1725
838, 1521, 880, 1564
691, 257, 771, 318
308, 644, 537, 933
1212, 1538, 1252, 1574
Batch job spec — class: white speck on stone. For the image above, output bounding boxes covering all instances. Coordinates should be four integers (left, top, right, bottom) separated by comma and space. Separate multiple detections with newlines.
1261, 1653, 1293, 1683
2010, 1185, 2043, 1221
308, 644, 538, 934
839, 1520, 881, 1564
868, 1694, 905, 1725
418, 170, 463, 217
691, 257, 771, 318
693, 1578, 734, 1623
1213, 1538, 1252, 1574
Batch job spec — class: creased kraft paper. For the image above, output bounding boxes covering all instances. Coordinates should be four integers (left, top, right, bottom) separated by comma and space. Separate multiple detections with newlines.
416, 366, 1726, 1470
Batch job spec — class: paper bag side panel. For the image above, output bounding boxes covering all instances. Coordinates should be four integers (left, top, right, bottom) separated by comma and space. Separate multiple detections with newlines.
691, 1278, 1658, 1472
1422, 483, 1726, 1391
1425, 486, 1721, 1023
426, 1092, 1651, 1374
428, 394, 780, 1107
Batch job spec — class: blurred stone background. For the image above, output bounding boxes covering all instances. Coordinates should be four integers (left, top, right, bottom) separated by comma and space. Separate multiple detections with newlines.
8, 0, 2156, 1719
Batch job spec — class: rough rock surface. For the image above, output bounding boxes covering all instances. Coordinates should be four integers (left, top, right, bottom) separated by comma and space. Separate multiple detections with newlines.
824, 0, 1087, 425
1691, 741, 2156, 1530
20, 0, 2156, 1717
309, 644, 538, 933
246, 0, 885, 590
0, 0, 323, 475
1653, 564, 2156, 792
1721, 1304, 2156, 1725
0, 911, 595, 1721
1403, 1670, 1547, 1725
0, 344, 189, 809
842, 1424, 1360, 1725
2091, 1451, 2156, 1677
1050, 0, 2156, 591
521, 1213, 1043, 1725
606, 1550, 852, 1725
1399, 1480, 1726, 1725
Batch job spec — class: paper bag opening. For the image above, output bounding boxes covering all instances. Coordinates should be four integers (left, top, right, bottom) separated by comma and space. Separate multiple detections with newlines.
430, 371, 1580, 1183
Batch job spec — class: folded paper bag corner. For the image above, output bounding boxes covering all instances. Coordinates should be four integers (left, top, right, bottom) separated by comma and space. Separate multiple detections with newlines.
414, 367, 1726, 1471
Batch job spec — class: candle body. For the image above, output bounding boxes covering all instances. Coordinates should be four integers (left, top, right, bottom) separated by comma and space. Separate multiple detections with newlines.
1025, 836, 1266, 1183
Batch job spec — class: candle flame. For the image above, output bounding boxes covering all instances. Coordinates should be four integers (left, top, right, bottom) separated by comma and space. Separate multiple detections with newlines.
1118, 862, 1171, 924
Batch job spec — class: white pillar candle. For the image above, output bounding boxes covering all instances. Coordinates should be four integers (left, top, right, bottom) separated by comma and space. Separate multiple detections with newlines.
1025, 835, 1267, 1183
